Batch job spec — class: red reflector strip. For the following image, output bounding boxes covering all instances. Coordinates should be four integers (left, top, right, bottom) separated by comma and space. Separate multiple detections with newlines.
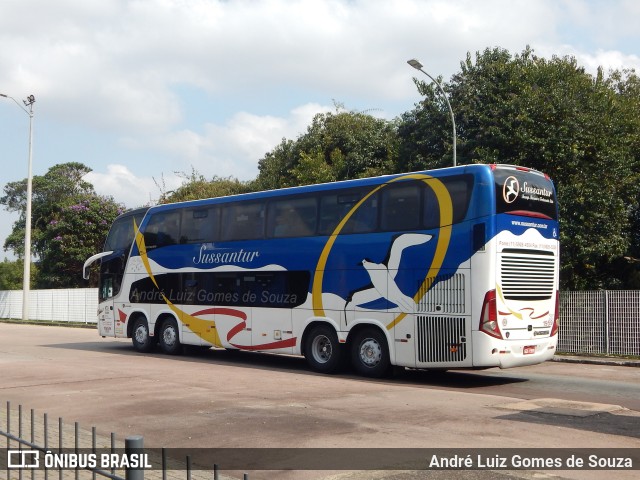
505, 210, 553, 219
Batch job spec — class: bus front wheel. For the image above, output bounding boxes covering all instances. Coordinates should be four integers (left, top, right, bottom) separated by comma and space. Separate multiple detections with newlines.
131, 317, 155, 353
350, 328, 391, 378
159, 318, 182, 355
304, 325, 343, 374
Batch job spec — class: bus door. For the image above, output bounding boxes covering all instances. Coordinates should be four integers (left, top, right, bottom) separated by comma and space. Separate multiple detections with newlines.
98, 285, 116, 337
97, 254, 125, 337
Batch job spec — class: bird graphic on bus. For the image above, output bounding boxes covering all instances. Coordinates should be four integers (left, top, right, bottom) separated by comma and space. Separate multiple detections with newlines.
347, 233, 433, 313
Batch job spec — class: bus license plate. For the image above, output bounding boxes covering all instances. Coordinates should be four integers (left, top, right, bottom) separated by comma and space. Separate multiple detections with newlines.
523, 345, 536, 355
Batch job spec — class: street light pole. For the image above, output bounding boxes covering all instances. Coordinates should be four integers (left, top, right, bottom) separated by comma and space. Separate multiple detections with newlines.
407, 59, 457, 167
1, 93, 35, 321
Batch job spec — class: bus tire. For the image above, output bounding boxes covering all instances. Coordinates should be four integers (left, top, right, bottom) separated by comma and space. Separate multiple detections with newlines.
159, 318, 182, 355
350, 327, 392, 378
131, 317, 155, 353
304, 325, 343, 374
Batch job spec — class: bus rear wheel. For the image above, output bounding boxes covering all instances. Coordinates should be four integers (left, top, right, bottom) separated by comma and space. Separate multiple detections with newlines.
304, 325, 343, 374
159, 318, 182, 355
350, 328, 391, 378
131, 317, 155, 353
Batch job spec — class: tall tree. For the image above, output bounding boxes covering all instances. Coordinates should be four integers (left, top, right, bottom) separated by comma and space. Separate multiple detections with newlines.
2, 162, 95, 258
37, 195, 125, 287
1, 163, 124, 288
255, 107, 399, 189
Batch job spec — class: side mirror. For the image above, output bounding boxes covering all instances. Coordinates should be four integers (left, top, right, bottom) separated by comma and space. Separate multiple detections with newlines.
83, 251, 114, 280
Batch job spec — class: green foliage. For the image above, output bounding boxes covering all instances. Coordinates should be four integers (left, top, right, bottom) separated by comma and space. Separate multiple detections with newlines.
255, 107, 399, 189
290, 150, 340, 185
0, 259, 34, 290
158, 169, 252, 204
37, 195, 125, 288
1, 162, 96, 258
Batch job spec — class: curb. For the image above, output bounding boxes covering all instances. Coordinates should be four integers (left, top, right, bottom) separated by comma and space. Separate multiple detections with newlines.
552, 355, 640, 368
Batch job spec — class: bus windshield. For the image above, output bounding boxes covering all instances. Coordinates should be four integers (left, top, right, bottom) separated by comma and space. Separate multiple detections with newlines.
104, 208, 148, 252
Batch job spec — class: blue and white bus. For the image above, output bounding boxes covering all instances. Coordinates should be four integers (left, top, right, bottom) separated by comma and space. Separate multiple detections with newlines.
84, 164, 560, 377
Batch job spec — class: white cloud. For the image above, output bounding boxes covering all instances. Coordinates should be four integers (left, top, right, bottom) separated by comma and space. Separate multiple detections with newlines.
576, 49, 640, 75
2, 0, 636, 141
84, 101, 330, 208
85, 164, 178, 208
534, 43, 640, 76
132, 102, 333, 181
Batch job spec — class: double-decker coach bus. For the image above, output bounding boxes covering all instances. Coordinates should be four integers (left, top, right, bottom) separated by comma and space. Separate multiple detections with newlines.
84, 164, 559, 377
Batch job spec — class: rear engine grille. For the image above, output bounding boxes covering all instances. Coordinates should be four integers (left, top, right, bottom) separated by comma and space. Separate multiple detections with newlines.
416, 273, 465, 314
500, 248, 555, 301
417, 316, 467, 363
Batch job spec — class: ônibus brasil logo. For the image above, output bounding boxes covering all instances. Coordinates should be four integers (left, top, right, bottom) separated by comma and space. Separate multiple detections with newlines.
503, 176, 520, 204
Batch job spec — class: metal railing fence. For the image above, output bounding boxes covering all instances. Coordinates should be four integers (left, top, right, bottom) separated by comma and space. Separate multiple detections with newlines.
1, 401, 246, 480
1, 288, 639, 356
558, 290, 640, 356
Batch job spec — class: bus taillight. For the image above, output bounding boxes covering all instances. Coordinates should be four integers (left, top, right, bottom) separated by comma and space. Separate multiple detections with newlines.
480, 290, 502, 339
550, 291, 560, 336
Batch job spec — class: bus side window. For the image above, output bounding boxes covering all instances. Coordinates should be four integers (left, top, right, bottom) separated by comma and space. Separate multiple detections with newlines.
422, 175, 474, 228
221, 202, 265, 241
381, 183, 421, 231
267, 197, 317, 238
319, 190, 378, 235
144, 211, 180, 248
180, 207, 219, 243
423, 187, 440, 229
444, 176, 473, 223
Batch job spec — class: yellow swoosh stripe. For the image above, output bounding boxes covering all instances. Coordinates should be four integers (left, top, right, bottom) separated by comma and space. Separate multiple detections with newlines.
309, 173, 454, 331
134, 221, 223, 347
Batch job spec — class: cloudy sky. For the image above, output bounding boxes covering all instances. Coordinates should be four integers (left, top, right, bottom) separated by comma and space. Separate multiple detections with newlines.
1, 0, 639, 261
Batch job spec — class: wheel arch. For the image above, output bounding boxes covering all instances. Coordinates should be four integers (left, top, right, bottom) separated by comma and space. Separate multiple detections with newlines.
126, 311, 149, 338
154, 312, 180, 341
345, 320, 392, 353
300, 318, 341, 357
347, 320, 395, 377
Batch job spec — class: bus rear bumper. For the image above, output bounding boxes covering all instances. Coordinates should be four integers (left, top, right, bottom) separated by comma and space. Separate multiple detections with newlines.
473, 334, 558, 369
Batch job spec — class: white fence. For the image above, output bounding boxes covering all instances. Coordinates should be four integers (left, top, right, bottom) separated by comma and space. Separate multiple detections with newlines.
1, 289, 639, 356
0, 288, 98, 323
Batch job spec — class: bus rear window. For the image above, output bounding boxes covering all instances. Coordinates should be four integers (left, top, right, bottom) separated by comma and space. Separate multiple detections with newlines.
494, 168, 558, 220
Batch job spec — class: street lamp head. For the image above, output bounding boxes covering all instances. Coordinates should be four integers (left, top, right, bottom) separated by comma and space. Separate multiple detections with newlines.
405, 58, 457, 167
407, 59, 423, 70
